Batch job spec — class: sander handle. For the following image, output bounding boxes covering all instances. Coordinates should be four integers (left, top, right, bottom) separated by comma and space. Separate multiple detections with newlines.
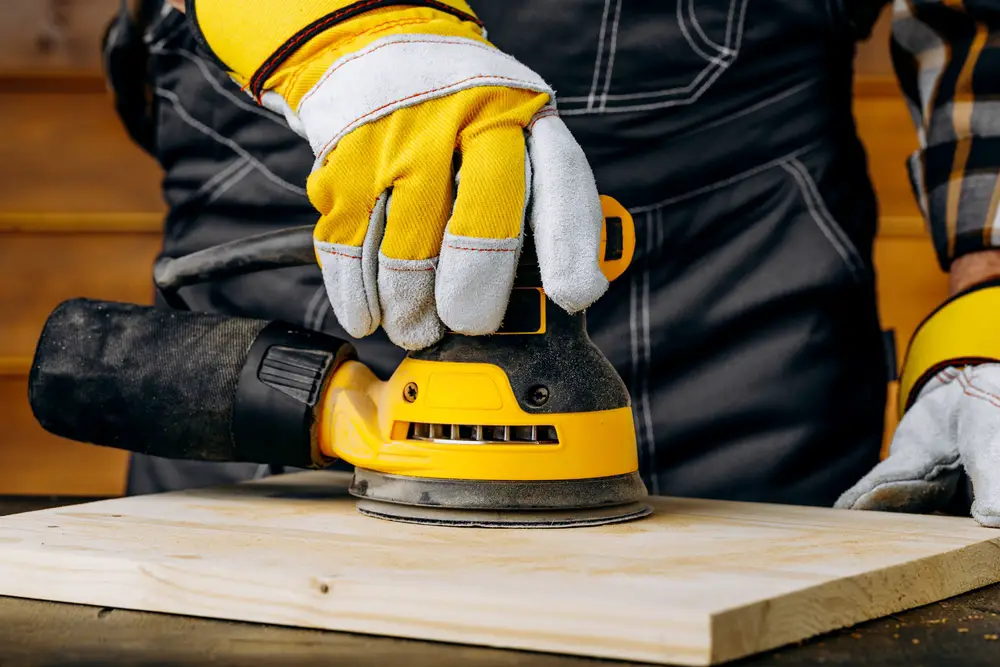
28, 298, 354, 468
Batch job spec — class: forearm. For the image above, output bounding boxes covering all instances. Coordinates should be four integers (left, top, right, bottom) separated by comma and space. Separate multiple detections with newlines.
949, 250, 1000, 295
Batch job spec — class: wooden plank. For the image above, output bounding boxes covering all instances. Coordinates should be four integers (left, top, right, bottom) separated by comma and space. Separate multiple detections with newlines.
853, 74, 900, 98
0, 373, 128, 497
0, 93, 165, 214
0, 232, 161, 360
877, 215, 926, 238
0, 212, 162, 234
854, 8, 893, 77
873, 233, 948, 366
0, 0, 121, 74
0, 72, 106, 94
0, 359, 30, 377
853, 95, 922, 220
0, 470, 993, 665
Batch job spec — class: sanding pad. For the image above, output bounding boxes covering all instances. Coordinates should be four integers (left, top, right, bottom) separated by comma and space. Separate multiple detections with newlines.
348, 468, 654, 528
355, 498, 653, 528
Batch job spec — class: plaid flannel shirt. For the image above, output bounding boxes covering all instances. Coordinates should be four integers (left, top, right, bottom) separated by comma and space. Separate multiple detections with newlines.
888, 0, 1000, 270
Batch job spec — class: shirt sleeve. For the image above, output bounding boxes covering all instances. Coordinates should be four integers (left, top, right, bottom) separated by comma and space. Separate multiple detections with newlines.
889, 0, 1000, 270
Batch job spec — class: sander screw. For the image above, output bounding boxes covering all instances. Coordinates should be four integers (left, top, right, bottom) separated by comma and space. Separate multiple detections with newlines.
528, 385, 549, 407
403, 382, 418, 403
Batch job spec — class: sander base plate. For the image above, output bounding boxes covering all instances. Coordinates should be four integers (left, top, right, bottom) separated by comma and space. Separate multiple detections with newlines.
355, 498, 653, 528
349, 468, 654, 528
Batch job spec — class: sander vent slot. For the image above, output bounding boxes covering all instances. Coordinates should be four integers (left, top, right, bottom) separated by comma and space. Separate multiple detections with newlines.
407, 422, 558, 445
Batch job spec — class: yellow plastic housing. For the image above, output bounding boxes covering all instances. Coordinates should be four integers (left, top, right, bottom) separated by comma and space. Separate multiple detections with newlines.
318, 358, 638, 481
598, 195, 635, 282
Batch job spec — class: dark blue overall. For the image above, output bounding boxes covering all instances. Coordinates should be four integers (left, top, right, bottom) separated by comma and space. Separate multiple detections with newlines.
104, 0, 891, 505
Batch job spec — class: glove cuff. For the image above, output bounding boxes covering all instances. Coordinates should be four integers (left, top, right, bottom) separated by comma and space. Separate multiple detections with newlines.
898, 278, 1000, 416
270, 34, 554, 168
187, 0, 483, 97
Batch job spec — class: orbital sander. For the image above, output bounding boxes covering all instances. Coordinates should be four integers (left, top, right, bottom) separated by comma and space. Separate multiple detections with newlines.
27, 196, 652, 528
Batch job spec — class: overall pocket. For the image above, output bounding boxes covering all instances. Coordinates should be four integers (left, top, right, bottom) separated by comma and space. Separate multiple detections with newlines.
470, 0, 750, 115
562, 0, 751, 115
779, 156, 868, 284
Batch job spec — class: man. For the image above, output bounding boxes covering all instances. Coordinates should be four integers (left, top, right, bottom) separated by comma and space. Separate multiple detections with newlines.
103, 0, 1000, 526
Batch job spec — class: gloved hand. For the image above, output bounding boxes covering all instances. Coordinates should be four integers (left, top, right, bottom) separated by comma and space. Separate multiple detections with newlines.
188, 1, 608, 350
835, 283, 1000, 527
834, 365, 1000, 526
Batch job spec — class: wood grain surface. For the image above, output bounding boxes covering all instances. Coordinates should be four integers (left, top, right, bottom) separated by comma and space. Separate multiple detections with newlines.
0, 471, 995, 665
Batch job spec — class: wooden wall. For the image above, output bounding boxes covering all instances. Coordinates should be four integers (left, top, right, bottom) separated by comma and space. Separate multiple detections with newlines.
0, 3, 946, 497
0, 0, 163, 496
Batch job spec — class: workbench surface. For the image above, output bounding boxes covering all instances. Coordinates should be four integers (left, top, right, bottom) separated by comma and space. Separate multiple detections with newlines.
0, 498, 997, 667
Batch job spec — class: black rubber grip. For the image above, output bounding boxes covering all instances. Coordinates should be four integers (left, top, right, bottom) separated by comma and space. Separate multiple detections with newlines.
27, 298, 355, 467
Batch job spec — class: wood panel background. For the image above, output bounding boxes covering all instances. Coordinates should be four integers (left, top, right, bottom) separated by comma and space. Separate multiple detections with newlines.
0, 0, 122, 74
0, 3, 948, 497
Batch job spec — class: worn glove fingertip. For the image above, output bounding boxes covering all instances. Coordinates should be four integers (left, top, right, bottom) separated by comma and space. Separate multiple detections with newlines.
377, 254, 445, 351
384, 320, 446, 351
315, 242, 380, 339
833, 488, 864, 510
532, 192, 608, 314
543, 268, 609, 314
970, 495, 1000, 528
971, 508, 1000, 528
436, 232, 520, 334
837, 479, 958, 515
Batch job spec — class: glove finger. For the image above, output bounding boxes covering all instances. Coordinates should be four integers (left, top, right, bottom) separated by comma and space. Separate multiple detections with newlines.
312, 187, 385, 340
437, 124, 526, 334
834, 426, 962, 515
526, 111, 608, 313
378, 163, 454, 350
835, 473, 962, 515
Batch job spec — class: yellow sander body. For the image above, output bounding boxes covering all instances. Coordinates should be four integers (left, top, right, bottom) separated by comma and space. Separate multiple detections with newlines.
317, 196, 653, 527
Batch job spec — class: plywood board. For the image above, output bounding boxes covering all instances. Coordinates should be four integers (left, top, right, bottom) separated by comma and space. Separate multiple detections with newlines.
0, 471, 994, 665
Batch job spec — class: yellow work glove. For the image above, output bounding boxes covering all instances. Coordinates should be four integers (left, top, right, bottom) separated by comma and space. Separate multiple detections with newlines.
188, 1, 609, 349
